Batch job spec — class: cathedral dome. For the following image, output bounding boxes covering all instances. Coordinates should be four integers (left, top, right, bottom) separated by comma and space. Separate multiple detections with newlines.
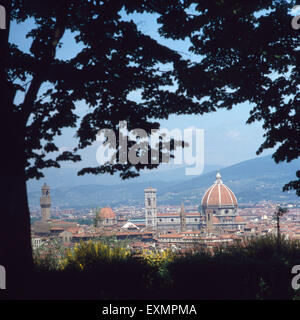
201, 172, 238, 207
98, 207, 116, 219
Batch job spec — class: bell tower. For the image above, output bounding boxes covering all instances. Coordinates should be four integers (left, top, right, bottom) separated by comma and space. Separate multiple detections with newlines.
40, 183, 51, 222
180, 202, 186, 232
144, 187, 157, 229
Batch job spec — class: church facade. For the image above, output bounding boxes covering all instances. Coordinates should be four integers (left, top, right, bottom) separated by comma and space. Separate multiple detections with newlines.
145, 172, 246, 233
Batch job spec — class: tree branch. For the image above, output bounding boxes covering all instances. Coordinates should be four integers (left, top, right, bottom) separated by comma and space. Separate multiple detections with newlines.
21, 8, 68, 125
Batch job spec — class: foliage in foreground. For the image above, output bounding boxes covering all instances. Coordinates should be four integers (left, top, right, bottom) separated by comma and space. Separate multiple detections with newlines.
32, 235, 300, 300
167, 235, 300, 300
60, 241, 131, 271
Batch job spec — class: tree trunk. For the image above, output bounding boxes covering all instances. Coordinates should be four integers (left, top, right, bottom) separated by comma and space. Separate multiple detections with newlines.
276, 215, 281, 252
0, 115, 34, 298
0, 2, 33, 298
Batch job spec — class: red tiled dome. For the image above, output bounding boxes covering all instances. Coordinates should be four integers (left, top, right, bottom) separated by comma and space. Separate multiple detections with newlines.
201, 172, 238, 207
98, 207, 116, 219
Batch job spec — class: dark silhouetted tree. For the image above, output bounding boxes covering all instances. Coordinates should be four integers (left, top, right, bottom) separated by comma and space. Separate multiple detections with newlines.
273, 206, 288, 249
157, 0, 299, 195
0, 0, 298, 297
0, 0, 211, 296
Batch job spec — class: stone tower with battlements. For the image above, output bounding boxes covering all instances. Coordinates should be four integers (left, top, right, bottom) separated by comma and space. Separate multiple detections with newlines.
40, 183, 51, 222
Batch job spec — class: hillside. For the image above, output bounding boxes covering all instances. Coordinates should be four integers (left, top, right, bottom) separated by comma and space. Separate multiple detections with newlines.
159, 155, 300, 205
27, 155, 300, 208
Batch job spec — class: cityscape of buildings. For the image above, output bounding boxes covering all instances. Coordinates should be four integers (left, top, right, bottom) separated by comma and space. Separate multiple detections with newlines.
31, 173, 300, 256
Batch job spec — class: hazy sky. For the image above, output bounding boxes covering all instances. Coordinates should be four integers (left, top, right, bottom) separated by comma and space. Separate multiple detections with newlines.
10, 10, 274, 176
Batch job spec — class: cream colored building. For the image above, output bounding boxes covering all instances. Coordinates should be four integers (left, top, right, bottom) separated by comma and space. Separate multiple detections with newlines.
145, 172, 246, 233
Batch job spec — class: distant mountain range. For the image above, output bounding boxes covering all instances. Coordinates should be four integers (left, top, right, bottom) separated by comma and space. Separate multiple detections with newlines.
27, 155, 300, 209
27, 163, 221, 191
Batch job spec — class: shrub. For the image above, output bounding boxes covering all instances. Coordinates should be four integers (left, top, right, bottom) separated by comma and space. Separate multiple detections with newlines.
33, 238, 66, 271
60, 240, 131, 271
140, 249, 175, 295
56, 240, 155, 299
31, 235, 300, 299
166, 235, 300, 300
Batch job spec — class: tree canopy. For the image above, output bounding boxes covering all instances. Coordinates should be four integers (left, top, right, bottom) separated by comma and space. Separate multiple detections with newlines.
157, 0, 299, 194
0, 0, 299, 298
3, 0, 298, 194
5, 0, 298, 194
7, 0, 189, 180
0, 0, 291, 189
